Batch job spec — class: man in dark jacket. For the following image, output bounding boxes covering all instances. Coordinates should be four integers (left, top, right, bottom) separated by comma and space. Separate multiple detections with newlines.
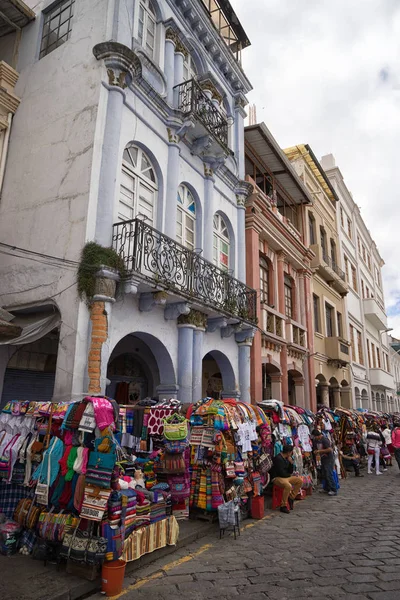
270, 444, 303, 514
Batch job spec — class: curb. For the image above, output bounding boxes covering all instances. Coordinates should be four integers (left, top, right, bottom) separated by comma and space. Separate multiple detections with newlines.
60, 521, 217, 600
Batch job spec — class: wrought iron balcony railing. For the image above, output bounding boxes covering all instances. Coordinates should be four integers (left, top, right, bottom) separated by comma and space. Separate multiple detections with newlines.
112, 219, 257, 323
322, 250, 346, 282
173, 78, 229, 149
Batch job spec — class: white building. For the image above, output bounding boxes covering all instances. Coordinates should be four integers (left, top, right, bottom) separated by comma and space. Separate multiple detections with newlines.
389, 337, 400, 413
321, 154, 395, 412
0, 0, 257, 405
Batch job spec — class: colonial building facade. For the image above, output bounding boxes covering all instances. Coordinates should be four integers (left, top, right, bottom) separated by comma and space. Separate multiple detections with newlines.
0, 0, 256, 405
244, 123, 316, 411
322, 154, 395, 412
285, 145, 352, 409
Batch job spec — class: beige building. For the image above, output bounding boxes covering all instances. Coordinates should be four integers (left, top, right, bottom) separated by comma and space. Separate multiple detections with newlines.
285, 145, 352, 408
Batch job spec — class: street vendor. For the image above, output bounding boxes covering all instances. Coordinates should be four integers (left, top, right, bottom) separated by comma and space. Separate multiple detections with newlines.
270, 444, 303, 514
312, 429, 338, 496
341, 432, 363, 477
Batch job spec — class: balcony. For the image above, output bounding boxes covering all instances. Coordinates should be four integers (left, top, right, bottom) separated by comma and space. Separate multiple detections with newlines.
261, 305, 285, 341
363, 297, 387, 330
325, 337, 351, 366
369, 369, 394, 390
174, 79, 229, 153
286, 319, 307, 350
112, 219, 257, 323
310, 244, 348, 295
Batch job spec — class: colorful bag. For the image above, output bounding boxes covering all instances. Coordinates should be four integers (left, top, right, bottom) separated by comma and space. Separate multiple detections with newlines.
258, 452, 273, 474
164, 439, 189, 454
14, 499, 42, 529
80, 486, 111, 522
85, 437, 116, 489
163, 414, 188, 441
60, 524, 107, 565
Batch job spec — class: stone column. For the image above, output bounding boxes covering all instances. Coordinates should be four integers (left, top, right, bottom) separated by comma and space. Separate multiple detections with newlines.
87, 267, 119, 395
341, 386, 352, 409
173, 50, 185, 107
92, 42, 140, 247
333, 387, 341, 408
238, 341, 252, 404
294, 379, 305, 408
203, 164, 215, 263
270, 373, 282, 401
233, 94, 247, 179
192, 327, 204, 403
235, 181, 252, 282
235, 329, 255, 404
164, 32, 176, 105
177, 324, 194, 403
277, 252, 288, 404
246, 225, 262, 403
164, 130, 180, 239
303, 270, 316, 412
320, 383, 330, 407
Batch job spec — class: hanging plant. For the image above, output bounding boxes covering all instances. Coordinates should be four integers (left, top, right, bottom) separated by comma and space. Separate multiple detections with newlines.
77, 242, 126, 303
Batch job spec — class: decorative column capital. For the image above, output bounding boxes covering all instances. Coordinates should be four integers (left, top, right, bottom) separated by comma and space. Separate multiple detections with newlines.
235, 328, 256, 345
165, 302, 191, 321
235, 180, 253, 208
93, 41, 142, 89
177, 309, 208, 328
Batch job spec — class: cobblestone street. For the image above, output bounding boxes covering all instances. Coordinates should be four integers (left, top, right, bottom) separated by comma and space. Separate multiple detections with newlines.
94, 466, 400, 600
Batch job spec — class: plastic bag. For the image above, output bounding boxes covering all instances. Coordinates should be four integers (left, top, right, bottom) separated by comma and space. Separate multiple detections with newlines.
0, 519, 21, 556
217, 501, 236, 529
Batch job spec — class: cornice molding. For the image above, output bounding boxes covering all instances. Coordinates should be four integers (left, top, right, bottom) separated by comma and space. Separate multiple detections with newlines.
170, 0, 252, 94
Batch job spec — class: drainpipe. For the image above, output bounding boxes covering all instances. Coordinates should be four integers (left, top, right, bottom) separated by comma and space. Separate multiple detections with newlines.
0, 112, 12, 196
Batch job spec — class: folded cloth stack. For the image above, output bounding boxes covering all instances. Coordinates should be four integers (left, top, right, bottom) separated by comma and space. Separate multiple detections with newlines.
150, 498, 166, 524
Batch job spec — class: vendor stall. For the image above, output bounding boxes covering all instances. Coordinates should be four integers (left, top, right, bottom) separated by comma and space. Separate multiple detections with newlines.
0, 396, 182, 573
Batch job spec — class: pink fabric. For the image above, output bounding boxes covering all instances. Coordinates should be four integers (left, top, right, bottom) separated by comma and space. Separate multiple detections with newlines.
89, 397, 115, 430
147, 408, 174, 436
81, 448, 89, 474
392, 427, 400, 449
64, 431, 73, 446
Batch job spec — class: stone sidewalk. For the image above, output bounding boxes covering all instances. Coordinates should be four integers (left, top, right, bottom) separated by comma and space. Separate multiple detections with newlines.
87, 466, 400, 600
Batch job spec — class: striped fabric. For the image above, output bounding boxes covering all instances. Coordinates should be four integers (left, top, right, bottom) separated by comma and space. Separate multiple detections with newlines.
123, 516, 179, 562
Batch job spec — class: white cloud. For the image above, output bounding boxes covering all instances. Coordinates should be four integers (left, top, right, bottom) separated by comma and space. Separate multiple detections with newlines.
231, 0, 400, 334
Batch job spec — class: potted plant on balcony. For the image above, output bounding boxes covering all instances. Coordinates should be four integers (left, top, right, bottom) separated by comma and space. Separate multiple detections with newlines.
77, 242, 126, 304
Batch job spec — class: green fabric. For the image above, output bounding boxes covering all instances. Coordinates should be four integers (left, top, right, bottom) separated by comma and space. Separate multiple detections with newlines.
65, 447, 78, 481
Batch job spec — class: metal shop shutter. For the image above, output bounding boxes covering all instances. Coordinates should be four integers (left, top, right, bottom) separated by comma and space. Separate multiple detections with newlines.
1, 369, 55, 408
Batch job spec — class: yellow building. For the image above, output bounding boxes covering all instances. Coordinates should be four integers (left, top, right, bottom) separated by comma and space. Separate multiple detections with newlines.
284, 145, 352, 408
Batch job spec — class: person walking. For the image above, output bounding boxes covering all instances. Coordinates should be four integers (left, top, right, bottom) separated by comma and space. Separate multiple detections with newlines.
391, 421, 400, 470
381, 423, 393, 466
312, 429, 338, 496
366, 425, 383, 475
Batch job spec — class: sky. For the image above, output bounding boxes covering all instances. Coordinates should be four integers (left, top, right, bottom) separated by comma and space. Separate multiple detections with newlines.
230, 0, 400, 336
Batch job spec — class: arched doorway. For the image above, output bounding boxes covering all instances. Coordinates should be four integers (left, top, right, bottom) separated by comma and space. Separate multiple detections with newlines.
316, 374, 327, 407
1, 330, 59, 407
361, 389, 368, 409
107, 332, 176, 404
262, 362, 281, 401
329, 377, 340, 409
288, 369, 304, 407
202, 350, 236, 400
340, 379, 351, 409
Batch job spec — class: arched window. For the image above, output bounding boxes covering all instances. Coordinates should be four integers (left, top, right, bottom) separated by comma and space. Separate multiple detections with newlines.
213, 214, 230, 271
177, 184, 196, 250
118, 145, 157, 224
259, 257, 270, 305
137, 0, 157, 60
183, 53, 197, 82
